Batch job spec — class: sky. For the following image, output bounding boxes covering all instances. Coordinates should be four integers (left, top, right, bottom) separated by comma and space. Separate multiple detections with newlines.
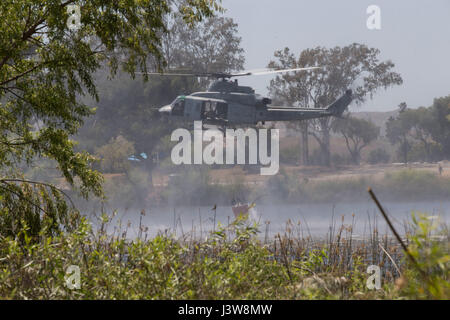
221, 0, 450, 112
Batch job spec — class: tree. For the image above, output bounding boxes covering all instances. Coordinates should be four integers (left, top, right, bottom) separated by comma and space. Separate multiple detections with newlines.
386, 98, 450, 163
332, 116, 380, 165
404, 107, 435, 161
386, 105, 413, 164
428, 95, 450, 158
268, 44, 403, 166
95, 135, 135, 174
166, 15, 245, 74
0, 0, 221, 237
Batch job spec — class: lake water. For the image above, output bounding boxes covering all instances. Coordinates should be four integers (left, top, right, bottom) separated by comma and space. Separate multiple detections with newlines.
101, 200, 450, 240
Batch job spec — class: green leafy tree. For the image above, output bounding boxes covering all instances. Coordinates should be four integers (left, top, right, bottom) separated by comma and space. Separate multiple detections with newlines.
0, 0, 221, 237
268, 44, 403, 166
386, 103, 440, 163
386, 105, 412, 164
166, 15, 245, 73
95, 135, 135, 173
332, 116, 380, 165
428, 95, 450, 158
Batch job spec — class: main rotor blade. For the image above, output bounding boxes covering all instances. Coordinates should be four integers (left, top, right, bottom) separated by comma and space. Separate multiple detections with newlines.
136, 72, 212, 77
137, 66, 321, 79
237, 66, 321, 76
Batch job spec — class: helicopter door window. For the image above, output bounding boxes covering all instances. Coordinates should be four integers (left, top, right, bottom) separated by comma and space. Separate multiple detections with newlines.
172, 99, 185, 116
216, 102, 228, 119
205, 101, 214, 112
202, 101, 215, 118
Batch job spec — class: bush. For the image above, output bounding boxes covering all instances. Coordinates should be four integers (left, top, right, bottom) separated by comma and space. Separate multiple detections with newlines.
368, 148, 390, 164
331, 153, 351, 166
280, 147, 301, 165
266, 168, 301, 201
95, 136, 135, 173
398, 213, 450, 299
309, 148, 326, 166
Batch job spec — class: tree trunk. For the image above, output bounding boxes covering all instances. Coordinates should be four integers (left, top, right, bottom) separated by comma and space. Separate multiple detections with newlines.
301, 122, 309, 165
402, 135, 408, 164
142, 158, 155, 190
322, 127, 331, 167
310, 120, 331, 167
352, 148, 361, 165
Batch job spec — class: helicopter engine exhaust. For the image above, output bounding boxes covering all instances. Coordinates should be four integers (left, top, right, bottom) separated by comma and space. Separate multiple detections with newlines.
256, 97, 272, 106
262, 97, 272, 105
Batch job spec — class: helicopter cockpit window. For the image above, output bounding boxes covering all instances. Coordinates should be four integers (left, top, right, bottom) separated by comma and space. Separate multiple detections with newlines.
171, 98, 185, 116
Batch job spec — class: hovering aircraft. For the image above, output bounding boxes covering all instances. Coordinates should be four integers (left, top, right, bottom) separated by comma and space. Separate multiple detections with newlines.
144, 67, 352, 127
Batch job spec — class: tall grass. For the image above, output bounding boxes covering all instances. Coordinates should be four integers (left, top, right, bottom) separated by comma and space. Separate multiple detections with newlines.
0, 210, 448, 299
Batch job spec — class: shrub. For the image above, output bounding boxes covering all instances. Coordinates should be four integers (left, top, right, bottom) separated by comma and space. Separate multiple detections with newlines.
280, 147, 301, 165
398, 213, 450, 299
368, 148, 390, 164
95, 136, 135, 173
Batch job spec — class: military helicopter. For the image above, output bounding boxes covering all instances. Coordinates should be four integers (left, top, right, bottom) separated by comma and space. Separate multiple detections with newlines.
143, 67, 352, 127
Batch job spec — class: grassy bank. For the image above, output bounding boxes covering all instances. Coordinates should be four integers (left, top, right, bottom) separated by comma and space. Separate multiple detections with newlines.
212, 169, 450, 204
0, 212, 448, 299
293, 169, 450, 203
76, 168, 450, 208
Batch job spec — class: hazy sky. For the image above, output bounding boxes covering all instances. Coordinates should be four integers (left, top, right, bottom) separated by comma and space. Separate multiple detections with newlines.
221, 0, 450, 112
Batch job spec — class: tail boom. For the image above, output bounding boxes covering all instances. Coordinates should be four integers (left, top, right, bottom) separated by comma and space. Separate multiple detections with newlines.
256, 89, 353, 122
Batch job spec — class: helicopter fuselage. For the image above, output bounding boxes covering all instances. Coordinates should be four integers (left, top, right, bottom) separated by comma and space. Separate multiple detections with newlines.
158, 79, 353, 126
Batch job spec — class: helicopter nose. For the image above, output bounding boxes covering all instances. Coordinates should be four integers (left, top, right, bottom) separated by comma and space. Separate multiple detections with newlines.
159, 105, 172, 115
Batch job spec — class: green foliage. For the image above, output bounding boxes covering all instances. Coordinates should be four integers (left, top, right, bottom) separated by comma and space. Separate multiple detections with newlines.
1, 211, 446, 299
386, 97, 450, 163
398, 214, 449, 299
168, 15, 245, 74
0, 180, 81, 240
428, 95, 450, 157
0, 0, 221, 235
0, 215, 291, 299
95, 135, 135, 173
